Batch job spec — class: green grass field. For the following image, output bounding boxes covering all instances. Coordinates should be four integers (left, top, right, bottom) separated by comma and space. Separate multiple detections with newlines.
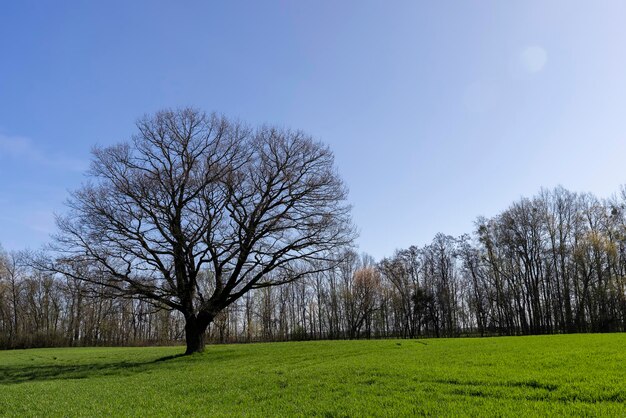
0, 334, 624, 417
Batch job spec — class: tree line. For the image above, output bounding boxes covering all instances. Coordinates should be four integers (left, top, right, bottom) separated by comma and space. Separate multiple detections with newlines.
2, 185, 625, 349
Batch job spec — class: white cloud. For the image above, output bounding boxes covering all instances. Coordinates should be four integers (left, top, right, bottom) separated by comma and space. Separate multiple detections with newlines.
520, 46, 548, 73
0, 133, 87, 172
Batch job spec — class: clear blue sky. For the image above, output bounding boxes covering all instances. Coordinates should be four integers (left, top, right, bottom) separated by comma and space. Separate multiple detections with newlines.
2, 1, 626, 259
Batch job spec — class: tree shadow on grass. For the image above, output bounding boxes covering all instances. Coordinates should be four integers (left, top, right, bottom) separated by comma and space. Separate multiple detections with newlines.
0, 349, 241, 385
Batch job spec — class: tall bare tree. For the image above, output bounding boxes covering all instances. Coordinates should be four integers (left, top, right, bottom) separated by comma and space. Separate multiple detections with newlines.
49, 108, 355, 354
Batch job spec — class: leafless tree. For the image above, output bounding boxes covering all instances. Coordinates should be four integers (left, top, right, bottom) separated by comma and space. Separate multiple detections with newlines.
349, 266, 381, 338
47, 108, 355, 354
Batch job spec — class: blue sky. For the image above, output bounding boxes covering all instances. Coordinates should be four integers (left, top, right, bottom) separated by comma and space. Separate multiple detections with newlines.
2, 1, 626, 259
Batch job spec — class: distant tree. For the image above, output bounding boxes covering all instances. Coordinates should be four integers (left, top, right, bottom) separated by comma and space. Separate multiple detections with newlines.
457, 234, 487, 336
49, 108, 355, 354
349, 266, 381, 338
1, 250, 24, 343
379, 248, 420, 338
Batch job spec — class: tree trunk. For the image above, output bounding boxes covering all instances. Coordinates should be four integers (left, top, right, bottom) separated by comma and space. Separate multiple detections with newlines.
184, 313, 212, 355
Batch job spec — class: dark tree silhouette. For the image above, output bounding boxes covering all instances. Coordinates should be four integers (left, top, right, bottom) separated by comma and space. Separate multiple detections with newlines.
50, 108, 355, 354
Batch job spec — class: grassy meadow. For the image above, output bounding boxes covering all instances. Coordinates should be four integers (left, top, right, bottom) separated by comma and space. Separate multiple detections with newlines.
0, 334, 624, 417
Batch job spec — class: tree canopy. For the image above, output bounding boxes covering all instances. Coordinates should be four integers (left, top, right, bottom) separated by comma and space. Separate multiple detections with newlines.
50, 108, 355, 353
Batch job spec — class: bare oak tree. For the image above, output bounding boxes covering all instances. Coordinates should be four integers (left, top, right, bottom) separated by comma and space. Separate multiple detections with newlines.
50, 108, 354, 354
